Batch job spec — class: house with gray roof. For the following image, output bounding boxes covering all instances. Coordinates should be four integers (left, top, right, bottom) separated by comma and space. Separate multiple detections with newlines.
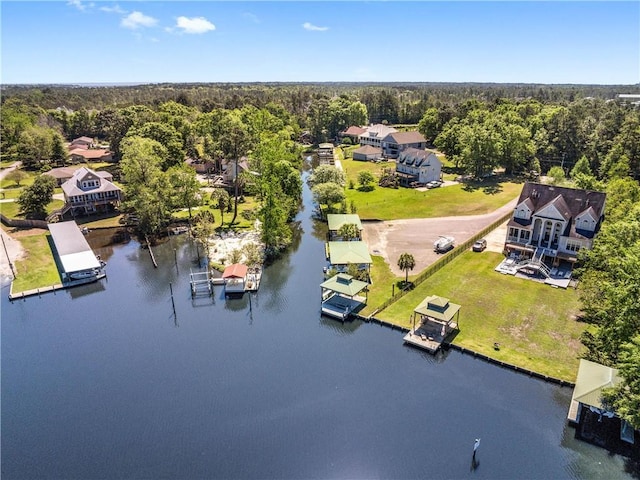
504, 182, 606, 266
358, 124, 397, 149
395, 148, 441, 186
381, 131, 427, 158
61, 167, 123, 216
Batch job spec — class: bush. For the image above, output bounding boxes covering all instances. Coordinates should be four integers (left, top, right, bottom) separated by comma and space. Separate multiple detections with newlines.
341, 137, 352, 145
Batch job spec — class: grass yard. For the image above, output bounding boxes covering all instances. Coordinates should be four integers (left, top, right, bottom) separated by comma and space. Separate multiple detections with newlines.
372, 251, 584, 381
11, 233, 61, 293
172, 195, 261, 231
340, 158, 522, 220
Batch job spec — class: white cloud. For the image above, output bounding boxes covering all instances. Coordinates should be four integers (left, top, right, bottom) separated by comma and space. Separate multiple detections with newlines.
243, 12, 260, 24
174, 16, 216, 34
100, 4, 126, 14
302, 22, 328, 32
67, 0, 87, 11
121, 11, 158, 29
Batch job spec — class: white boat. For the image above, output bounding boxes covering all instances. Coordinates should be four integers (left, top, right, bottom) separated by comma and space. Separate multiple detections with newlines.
434, 236, 455, 253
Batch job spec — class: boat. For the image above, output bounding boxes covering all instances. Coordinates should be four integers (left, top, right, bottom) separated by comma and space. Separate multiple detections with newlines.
434, 236, 455, 253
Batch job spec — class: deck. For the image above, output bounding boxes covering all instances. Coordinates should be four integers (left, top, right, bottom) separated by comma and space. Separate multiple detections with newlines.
403, 322, 458, 354
245, 268, 261, 292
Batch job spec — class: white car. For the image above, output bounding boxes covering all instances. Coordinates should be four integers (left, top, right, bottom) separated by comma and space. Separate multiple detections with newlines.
427, 181, 441, 189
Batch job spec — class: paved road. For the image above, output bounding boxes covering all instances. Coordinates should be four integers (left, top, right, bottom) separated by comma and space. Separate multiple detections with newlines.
362, 197, 518, 276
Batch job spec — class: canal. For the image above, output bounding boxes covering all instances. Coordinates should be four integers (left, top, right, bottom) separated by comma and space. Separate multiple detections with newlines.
1, 169, 634, 479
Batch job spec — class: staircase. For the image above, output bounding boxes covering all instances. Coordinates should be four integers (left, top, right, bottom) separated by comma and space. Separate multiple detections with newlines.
516, 247, 551, 278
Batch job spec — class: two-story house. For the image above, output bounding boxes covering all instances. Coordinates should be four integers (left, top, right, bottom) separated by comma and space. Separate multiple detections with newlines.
61, 167, 123, 216
381, 131, 428, 158
358, 124, 397, 149
504, 183, 606, 267
395, 148, 441, 186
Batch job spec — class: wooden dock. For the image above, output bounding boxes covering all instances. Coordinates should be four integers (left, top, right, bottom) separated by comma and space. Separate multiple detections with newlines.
403, 330, 443, 353
8, 273, 107, 300
245, 268, 262, 292
9, 283, 65, 300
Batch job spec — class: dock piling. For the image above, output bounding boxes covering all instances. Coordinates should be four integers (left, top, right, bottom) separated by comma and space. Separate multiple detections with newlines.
170, 282, 176, 316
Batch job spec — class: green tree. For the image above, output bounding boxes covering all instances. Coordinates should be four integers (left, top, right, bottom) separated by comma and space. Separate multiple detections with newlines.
17, 174, 56, 218
337, 223, 360, 241
210, 188, 230, 226
570, 155, 592, 179
5, 169, 28, 187
308, 165, 346, 187
603, 334, 640, 429
397, 252, 416, 286
129, 121, 184, 169
311, 182, 345, 213
50, 132, 68, 166
120, 136, 165, 186
260, 182, 291, 257
167, 164, 201, 219
357, 170, 375, 191
192, 210, 216, 256
547, 166, 566, 185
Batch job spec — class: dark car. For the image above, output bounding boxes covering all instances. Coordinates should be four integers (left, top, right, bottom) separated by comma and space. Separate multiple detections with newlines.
472, 239, 487, 252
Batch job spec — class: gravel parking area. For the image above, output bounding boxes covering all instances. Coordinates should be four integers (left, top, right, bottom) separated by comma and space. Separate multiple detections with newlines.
362, 198, 517, 276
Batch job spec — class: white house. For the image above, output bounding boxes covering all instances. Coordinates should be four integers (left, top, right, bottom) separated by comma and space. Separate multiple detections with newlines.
504, 183, 606, 266
61, 167, 123, 216
395, 148, 441, 186
358, 124, 397, 149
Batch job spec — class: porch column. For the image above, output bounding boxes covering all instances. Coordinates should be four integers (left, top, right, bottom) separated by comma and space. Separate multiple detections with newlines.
547, 222, 555, 249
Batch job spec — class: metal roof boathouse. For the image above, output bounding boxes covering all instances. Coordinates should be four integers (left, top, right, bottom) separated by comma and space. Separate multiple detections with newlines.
48, 221, 105, 285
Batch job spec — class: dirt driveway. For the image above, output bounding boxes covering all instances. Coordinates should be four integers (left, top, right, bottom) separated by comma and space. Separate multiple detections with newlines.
362, 198, 517, 276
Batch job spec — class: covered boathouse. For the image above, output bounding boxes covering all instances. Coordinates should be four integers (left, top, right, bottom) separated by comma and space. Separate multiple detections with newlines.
48, 220, 105, 284
320, 273, 368, 321
403, 295, 460, 353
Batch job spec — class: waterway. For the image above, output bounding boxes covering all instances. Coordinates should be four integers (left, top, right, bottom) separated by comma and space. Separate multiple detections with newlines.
1, 168, 635, 479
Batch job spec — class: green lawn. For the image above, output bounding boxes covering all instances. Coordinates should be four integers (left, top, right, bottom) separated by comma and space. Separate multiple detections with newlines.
11, 233, 61, 293
341, 158, 522, 220
172, 195, 261, 231
371, 250, 584, 381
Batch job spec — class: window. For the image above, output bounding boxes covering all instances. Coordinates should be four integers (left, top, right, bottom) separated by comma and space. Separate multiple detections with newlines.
566, 241, 581, 253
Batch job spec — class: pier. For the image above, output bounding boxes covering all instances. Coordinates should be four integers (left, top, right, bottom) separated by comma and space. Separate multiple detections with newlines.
190, 269, 213, 297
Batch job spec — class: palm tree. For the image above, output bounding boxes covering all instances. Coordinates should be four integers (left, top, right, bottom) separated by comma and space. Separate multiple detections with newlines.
337, 222, 360, 241
397, 253, 416, 286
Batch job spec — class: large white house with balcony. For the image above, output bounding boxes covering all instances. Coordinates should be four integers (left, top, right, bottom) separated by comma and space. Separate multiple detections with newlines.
61, 167, 123, 216
504, 183, 606, 267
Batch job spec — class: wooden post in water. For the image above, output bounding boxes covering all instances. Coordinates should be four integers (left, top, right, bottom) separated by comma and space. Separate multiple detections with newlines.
145, 235, 158, 268
169, 282, 176, 316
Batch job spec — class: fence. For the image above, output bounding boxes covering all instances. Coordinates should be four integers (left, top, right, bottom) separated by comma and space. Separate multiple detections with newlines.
0, 214, 48, 229
371, 211, 513, 315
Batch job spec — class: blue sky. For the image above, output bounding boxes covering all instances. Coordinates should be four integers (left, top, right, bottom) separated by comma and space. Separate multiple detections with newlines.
1, 1, 639, 84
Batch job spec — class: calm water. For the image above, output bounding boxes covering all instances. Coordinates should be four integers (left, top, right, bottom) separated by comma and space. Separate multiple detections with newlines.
1, 171, 634, 479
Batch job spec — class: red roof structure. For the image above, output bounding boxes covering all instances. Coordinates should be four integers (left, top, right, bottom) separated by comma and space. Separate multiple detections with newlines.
222, 263, 248, 279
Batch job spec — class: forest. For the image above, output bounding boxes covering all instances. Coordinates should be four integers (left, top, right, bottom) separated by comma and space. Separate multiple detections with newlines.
1, 82, 639, 426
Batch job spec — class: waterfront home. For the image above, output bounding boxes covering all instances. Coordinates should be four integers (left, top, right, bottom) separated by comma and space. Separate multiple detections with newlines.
358, 124, 398, 149
352, 145, 383, 162
327, 214, 363, 241
568, 359, 638, 454
381, 131, 427, 159
395, 148, 441, 186
69, 136, 95, 149
339, 125, 366, 144
185, 157, 216, 175
44, 167, 76, 186
504, 182, 606, 268
325, 241, 372, 277
404, 295, 460, 353
222, 263, 248, 295
61, 167, 123, 216
69, 148, 113, 163
320, 273, 368, 321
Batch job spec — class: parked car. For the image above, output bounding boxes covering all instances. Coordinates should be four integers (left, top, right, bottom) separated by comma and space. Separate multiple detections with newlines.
426, 181, 441, 189
472, 239, 487, 252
